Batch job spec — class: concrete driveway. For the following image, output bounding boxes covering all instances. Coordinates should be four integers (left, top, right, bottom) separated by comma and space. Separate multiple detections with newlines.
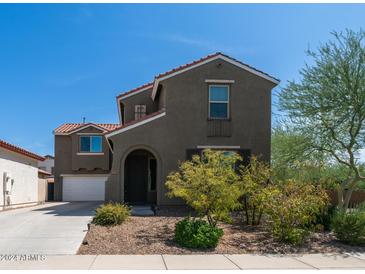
0, 202, 100, 255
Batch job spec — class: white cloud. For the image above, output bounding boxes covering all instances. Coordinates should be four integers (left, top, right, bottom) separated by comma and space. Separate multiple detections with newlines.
359, 148, 365, 163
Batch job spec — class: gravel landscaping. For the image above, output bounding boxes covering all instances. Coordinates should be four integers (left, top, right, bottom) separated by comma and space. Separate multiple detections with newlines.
78, 208, 365, 255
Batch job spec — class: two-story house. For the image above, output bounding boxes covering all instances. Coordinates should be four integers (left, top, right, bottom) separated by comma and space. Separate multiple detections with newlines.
53, 52, 279, 205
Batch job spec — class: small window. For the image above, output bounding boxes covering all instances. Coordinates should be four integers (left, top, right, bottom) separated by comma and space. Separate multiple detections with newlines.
80, 136, 102, 153
135, 105, 146, 120
209, 85, 229, 119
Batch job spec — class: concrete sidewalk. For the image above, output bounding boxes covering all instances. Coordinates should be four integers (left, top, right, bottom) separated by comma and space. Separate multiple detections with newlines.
1, 253, 365, 270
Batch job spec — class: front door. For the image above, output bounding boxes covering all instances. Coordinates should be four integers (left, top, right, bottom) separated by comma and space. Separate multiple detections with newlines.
125, 154, 148, 204
47, 183, 54, 201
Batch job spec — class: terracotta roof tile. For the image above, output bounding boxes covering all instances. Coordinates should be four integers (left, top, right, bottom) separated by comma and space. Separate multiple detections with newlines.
54, 123, 120, 134
116, 52, 279, 99
0, 139, 45, 161
219, 52, 280, 82
38, 169, 51, 176
117, 82, 154, 99
154, 52, 221, 79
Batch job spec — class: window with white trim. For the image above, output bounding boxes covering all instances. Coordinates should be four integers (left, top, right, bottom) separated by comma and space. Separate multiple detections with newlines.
134, 105, 146, 120
79, 136, 102, 153
209, 85, 229, 119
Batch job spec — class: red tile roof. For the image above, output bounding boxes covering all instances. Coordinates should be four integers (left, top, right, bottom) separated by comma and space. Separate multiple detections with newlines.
0, 139, 45, 161
38, 169, 51, 176
116, 52, 279, 99
116, 82, 154, 99
154, 52, 221, 79
106, 109, 166, 135
54, 123, 120, 134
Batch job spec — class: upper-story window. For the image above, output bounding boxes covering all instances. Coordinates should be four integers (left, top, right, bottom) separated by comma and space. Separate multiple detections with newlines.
80, 136, 102, 153
209, 85, 229, 119
135, 105, 146, 120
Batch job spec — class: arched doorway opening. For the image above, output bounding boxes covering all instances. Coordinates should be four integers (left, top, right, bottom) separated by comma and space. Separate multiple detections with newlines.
124, 149, 157, 205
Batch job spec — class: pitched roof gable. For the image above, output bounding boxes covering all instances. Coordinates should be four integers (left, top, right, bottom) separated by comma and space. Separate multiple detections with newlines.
54, 123, 120, 135
116, 52, 280, 100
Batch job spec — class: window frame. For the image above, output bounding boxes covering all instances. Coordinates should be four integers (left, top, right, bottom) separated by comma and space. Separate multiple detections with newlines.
134, 104, 147, 120
208, 84, 230, 120
79, 135, 103, 153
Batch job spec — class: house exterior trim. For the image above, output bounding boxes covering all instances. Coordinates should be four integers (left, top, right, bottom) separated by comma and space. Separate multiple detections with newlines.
118, 85, 152, 100
205, 79, 235, 83
76, 152, 105, 156
105, 111, 166, 138
197, 145, 241, 149
60, 174, 110, 177
54, 124, 107, 135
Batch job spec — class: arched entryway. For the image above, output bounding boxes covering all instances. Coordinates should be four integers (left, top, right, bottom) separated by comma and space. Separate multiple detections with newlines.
124, 149, 157, 205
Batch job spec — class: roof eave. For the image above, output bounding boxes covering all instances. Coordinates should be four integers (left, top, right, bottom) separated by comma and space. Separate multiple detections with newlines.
151, 53, 279, 101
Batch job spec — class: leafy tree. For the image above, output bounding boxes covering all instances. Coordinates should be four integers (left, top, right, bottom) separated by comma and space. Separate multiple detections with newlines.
271, 126, 324, 180
272, 126, 350, 188
165, 149, 242, 226
279, 29, 365, 209
239, 156, 272, 225
272, 126, 321, 169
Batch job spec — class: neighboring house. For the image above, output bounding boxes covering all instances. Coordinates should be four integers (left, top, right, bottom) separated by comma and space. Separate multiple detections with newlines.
54, 52, 279, 205
38, 155, 54, 175
38, 154, 55, 201
0, 139, 45, 210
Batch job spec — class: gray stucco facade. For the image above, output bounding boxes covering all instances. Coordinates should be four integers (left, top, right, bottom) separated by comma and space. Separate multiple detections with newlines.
54, 53, 278, 205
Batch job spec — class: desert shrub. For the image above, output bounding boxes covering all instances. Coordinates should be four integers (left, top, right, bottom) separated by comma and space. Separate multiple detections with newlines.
166, 149, 242, 226
239, 156, 271, 225
93, 203, 131, 226
175, 218, 224, 249
331, 209, 365, 245
311, 205, 337, 231
262, 180, 328, 245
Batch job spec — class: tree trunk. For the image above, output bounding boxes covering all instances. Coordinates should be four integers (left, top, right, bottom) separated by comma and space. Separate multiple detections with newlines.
337, 184, 345, 209
337, 178, 360, 210
244, 196, 249, 225
252, 206, 256, 225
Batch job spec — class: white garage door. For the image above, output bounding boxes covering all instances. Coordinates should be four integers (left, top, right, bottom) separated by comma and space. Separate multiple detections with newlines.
62, 176, 107, 201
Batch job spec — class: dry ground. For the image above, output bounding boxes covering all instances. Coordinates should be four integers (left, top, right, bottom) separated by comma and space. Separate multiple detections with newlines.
78, 209, 365, 255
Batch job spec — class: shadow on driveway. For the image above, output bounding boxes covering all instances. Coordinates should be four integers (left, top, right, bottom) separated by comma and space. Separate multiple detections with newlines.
32, 202, 101, 216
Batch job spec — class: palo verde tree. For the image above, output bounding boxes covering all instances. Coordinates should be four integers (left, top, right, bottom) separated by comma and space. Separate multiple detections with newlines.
279, 29, 365, 210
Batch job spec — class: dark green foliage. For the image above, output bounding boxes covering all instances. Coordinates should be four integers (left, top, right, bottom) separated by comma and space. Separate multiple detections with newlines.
262, 180, 329, 245
174, 218, 224, 249
331, 209, 365, 245
93, 203, 131, 226
166, 149, 242, 226
311, 205, 337, 231
272, 227, 309, 246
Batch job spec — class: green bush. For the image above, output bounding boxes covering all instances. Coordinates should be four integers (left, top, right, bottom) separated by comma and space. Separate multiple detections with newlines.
272, 227, 309, 246
239, 156, 272, 225
262, 180, 328, 245
166, 149, 242, 226
175, 218, 224, 249
312, 205, 337, 231
331, 209, 365, 245
93, 203, 131, 226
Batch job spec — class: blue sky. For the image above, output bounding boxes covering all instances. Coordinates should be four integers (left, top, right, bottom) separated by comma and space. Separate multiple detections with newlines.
0, 4, 365, 156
